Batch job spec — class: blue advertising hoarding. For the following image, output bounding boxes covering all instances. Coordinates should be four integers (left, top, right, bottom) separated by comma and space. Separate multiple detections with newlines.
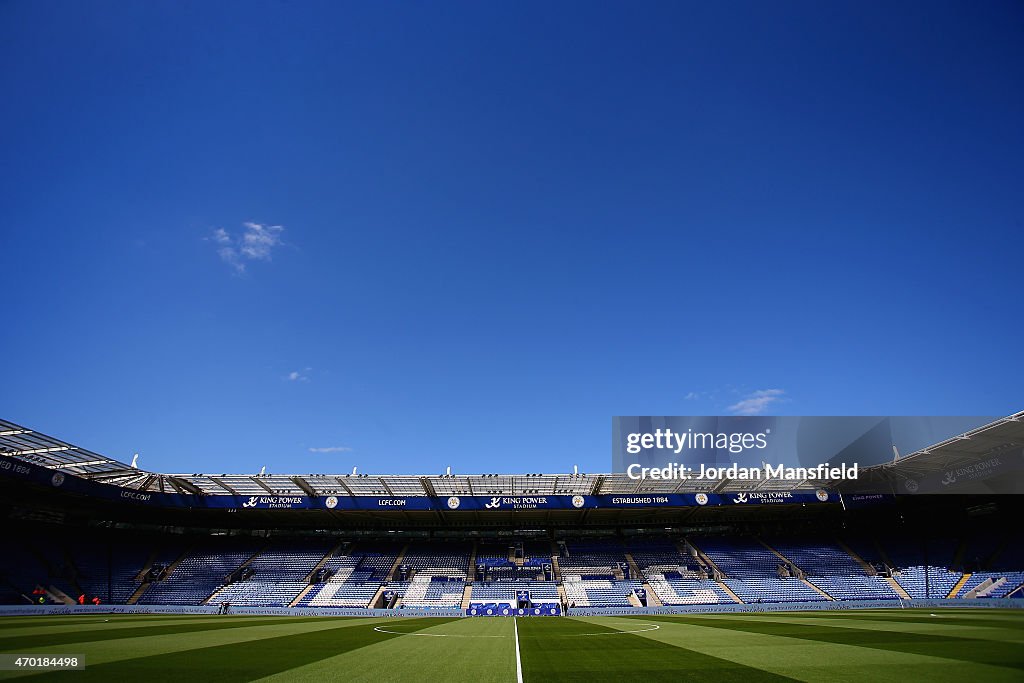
0, 458, 837, 511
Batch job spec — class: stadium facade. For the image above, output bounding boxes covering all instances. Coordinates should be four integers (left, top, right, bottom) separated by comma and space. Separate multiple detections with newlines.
1, 415, 1022, 617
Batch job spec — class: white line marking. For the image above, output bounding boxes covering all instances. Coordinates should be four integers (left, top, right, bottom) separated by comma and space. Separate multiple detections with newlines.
513, 617, 523, 683
565, 621, 661, 636
372, 625, 505, 638
371, 619, 661, 645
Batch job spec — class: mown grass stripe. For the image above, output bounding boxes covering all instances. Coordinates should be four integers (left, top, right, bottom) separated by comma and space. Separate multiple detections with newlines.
641, 613, 1024, 671
252, 617, 517, 683
709, 612, 1024, 644
0, 615, 305, 639
751, 609, 1024, 631
0, 616, 217, 631
616, 614, 1024, 683
20, 617, 456, 682
0, 617, 399, 680
1, 610, 1021, 683
0, 616, 333, 652
519, 616, 798, 682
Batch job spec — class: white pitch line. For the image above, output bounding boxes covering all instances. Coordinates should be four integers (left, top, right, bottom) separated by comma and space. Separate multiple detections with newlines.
371, 625, 504, 637
513, 617, 523, 683
565, 621, 661, 636
371, 621, 660, 640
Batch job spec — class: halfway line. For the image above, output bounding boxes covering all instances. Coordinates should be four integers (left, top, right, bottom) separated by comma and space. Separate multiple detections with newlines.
513, 617, 523, 683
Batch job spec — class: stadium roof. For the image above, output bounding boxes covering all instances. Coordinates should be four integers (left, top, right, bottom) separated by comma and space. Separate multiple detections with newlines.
2, 412, 1021, 499
843, 410, 1024, 492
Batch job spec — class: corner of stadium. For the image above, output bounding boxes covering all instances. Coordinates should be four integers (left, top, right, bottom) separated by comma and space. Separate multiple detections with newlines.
1, 414, 1022, 681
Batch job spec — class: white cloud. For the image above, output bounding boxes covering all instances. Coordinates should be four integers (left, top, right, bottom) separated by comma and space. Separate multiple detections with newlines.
683, 391, 701, 400
218, 246, 244, 273
209, 222, 284, 273
308, 446, 353, 453
239, 221, 283, 260
285, 368, 311, 382
727, 389, 786, 416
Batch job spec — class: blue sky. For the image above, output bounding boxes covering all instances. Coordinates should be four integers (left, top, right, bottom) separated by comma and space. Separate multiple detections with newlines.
1, 1, 1021, 476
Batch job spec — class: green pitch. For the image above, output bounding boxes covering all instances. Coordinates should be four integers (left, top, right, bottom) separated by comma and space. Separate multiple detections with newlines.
0, 609, 1022, 682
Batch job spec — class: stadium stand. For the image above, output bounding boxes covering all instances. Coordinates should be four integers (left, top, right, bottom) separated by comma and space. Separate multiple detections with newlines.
400, 541, 472, 579
765, 537, 899, 601
385, 542, 471, 608
142, 538, 261, 605
891, 565, 962, 599
64, 538, 152, 605
3, 415, 1024, 616
623, 537, 727, 605
471, 581, 559, 604
4, 525, 1024, 609
206, 539, 335, 607
556, 538, 645, 606
0, 542, 58, 604
386, 576, 464, 608
695, 537, 827, 603
3, 529, 1024, 608
299, 541, 402, 608
648, 576, 734, 605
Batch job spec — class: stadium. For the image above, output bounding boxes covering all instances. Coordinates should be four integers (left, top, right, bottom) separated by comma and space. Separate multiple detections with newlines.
1, 415, 1022, 681
4, 0, 1022, 679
